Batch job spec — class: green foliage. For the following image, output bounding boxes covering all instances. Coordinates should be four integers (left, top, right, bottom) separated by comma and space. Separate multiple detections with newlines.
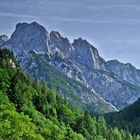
105, 97, 140, 136
0, 91, 44, 140
0, 48, 139, 140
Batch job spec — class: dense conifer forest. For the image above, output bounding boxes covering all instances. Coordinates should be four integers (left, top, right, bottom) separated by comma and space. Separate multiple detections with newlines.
105, 97, 140, 136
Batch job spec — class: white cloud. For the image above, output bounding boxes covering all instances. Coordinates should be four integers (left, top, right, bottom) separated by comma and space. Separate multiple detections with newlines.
0, 12, 38, 19
43, 16, 140, 25
88, 4, 140, 10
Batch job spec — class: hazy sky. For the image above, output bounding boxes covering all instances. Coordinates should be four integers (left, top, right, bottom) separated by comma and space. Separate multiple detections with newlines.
1, 0, 140, 68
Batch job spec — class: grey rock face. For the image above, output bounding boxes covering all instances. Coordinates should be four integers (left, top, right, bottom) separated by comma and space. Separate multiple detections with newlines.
106, 60, 140, 86
2, 22, 140, 113
50, 31, 74, 58
83, 69, 140, 109
72, 38, 106, 71
5, 22, 50, 54
0, 35, 9, 46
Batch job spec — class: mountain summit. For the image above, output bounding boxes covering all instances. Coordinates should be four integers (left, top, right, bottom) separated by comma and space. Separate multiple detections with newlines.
72, 38, 106, 70
6, 22, 50, 53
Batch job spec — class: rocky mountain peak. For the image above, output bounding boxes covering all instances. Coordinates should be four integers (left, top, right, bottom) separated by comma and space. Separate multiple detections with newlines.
50, 31, 73, 57
106, 60, 140, 85
125, 63, 134, 68
72, 37, 106, 70
0, 35, 9, 46
50, 31, 62, 39
15, 22, 46, 31
6, 22, 50, 53
73, 37, 89, 45
106, 60, 137, 72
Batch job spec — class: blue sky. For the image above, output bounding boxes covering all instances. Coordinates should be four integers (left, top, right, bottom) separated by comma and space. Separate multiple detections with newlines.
1, 0, 140, 68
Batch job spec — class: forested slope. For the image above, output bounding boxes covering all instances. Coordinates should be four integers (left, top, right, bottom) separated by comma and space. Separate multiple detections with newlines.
105, 97, 140, 135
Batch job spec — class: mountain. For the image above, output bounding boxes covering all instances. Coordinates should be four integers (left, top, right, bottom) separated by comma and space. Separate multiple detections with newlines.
1, 22, 115, 114
0, 48, 139, 140
0, 35, 9, 46
106, 60, 140, 86
105, 97, 140, 135
1, 22, 140, 113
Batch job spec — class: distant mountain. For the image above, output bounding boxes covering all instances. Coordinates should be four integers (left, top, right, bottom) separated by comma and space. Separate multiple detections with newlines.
106, 60, 140, 86
1, 22, 140, 113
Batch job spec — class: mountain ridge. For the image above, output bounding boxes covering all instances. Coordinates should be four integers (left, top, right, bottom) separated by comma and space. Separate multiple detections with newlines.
106, 59, 140, 86
1, 22, 140, 113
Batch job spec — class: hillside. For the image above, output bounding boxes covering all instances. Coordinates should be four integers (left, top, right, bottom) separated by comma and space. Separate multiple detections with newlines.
105, 97, 140, 135
0, 48, 140, 140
